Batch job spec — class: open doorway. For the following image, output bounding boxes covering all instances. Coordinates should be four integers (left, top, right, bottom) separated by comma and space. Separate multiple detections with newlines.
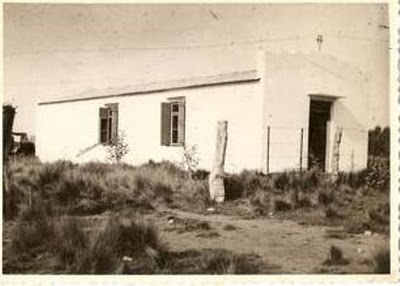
308, 100, 332, 170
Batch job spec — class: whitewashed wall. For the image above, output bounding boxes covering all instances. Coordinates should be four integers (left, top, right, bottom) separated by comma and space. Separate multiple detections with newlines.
36, 51, 369, 174
260, 52, 368, 173
36, 80, 264, 173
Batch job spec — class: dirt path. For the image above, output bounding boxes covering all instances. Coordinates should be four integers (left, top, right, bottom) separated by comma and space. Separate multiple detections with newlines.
147, 209, 388, 274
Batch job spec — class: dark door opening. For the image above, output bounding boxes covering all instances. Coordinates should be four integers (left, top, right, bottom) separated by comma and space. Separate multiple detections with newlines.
308, 100, 331, 171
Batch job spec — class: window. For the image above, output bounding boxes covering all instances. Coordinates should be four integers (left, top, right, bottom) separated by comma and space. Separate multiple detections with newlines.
99, 103, 118, 144
161, 98, 185, 146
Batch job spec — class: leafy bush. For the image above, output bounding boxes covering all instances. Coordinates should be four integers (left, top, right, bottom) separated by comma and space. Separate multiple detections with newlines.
365, 157, 390, 191
368, 126, 389, 158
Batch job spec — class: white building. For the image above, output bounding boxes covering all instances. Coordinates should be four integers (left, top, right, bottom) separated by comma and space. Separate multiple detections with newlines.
36, 51, 368, 173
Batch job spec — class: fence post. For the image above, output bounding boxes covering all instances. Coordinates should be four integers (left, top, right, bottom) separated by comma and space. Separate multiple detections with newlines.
3, 105, 16, 220
209, 121, 228, 203
331, 127, 343, 182
299, 128, 304, 172
266, 126, 270, 174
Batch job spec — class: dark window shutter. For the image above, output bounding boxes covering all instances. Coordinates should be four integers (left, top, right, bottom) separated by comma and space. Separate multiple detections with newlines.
99, 107, 109, 143
178, 101, 185, 146
161, 102, 171, 146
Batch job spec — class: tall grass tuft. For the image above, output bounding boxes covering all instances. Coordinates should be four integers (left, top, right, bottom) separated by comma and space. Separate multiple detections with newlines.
372, 247, 390, 274
54, 217, 88, 271
77, 215, 166, 274
10, 202, 54, 256
202, 249, 260, 274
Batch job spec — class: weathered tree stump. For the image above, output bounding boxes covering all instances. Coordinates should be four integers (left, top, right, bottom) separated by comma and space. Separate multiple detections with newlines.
209, 121, 228, 203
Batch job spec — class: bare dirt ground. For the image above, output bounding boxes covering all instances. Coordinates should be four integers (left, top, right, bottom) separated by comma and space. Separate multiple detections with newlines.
80, 208, 388, 274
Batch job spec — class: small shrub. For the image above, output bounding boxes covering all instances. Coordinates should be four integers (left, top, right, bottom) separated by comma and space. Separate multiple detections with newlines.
337, 170, 368, 189
344, 217, 371, 234
366, 157, 390, 191
317, 189, 335, 206
224, 174, 244, 200
301, 170, 321, 190
223, 224, 237, 231
372, 247, 390, 274
180, 145, 199, 179
297, 192, 312, 208
273, 172, 290, 191
366, 202, 390, 225
324, 206, 343, 219
322, 245, 348, 266
175, 180, 210, 211
37, 160, 75, 186
11, 203, 54, 256
273, 198, 291, 212
77, 215, 165, 274
192, 169, 209, 180
249, 189, 270, 214
106, 130, 129, 164
201, 249, 259, 274
196, 231, 220, 238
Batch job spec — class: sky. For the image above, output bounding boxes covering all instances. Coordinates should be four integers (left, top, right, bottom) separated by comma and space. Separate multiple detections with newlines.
3, 3, 390, 136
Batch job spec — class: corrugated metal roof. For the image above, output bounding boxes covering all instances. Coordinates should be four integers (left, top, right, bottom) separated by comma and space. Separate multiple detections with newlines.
38, 69, 260, 105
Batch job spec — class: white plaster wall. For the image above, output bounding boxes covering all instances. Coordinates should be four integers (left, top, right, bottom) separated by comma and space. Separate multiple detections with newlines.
36, 80, 264, 173
260, 52, 368, 172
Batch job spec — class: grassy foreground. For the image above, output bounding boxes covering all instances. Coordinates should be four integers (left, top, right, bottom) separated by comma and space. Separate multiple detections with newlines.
3, 157, 390, 274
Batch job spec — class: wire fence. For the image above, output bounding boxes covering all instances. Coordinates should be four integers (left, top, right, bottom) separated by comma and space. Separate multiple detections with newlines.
264, 125, 368, 174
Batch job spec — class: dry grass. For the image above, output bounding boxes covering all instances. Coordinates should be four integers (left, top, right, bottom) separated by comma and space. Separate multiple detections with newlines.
372, 247, 390, 274
5, 156, 390, 236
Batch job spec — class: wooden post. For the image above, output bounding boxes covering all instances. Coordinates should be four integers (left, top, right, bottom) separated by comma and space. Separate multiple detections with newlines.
299, 128, 304, 172
266, 126, 270, 174
3, 105, 16, 219
331, 127, 343, 181
209, 121, 228, 203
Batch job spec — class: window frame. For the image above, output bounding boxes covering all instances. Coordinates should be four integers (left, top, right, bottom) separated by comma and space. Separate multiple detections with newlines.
170, 102, 181, 146
160, 97, 185, 147
99, 103, 118, 145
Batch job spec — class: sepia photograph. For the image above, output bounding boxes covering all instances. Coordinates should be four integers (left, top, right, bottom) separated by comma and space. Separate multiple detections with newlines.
2, 1, 397, 280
